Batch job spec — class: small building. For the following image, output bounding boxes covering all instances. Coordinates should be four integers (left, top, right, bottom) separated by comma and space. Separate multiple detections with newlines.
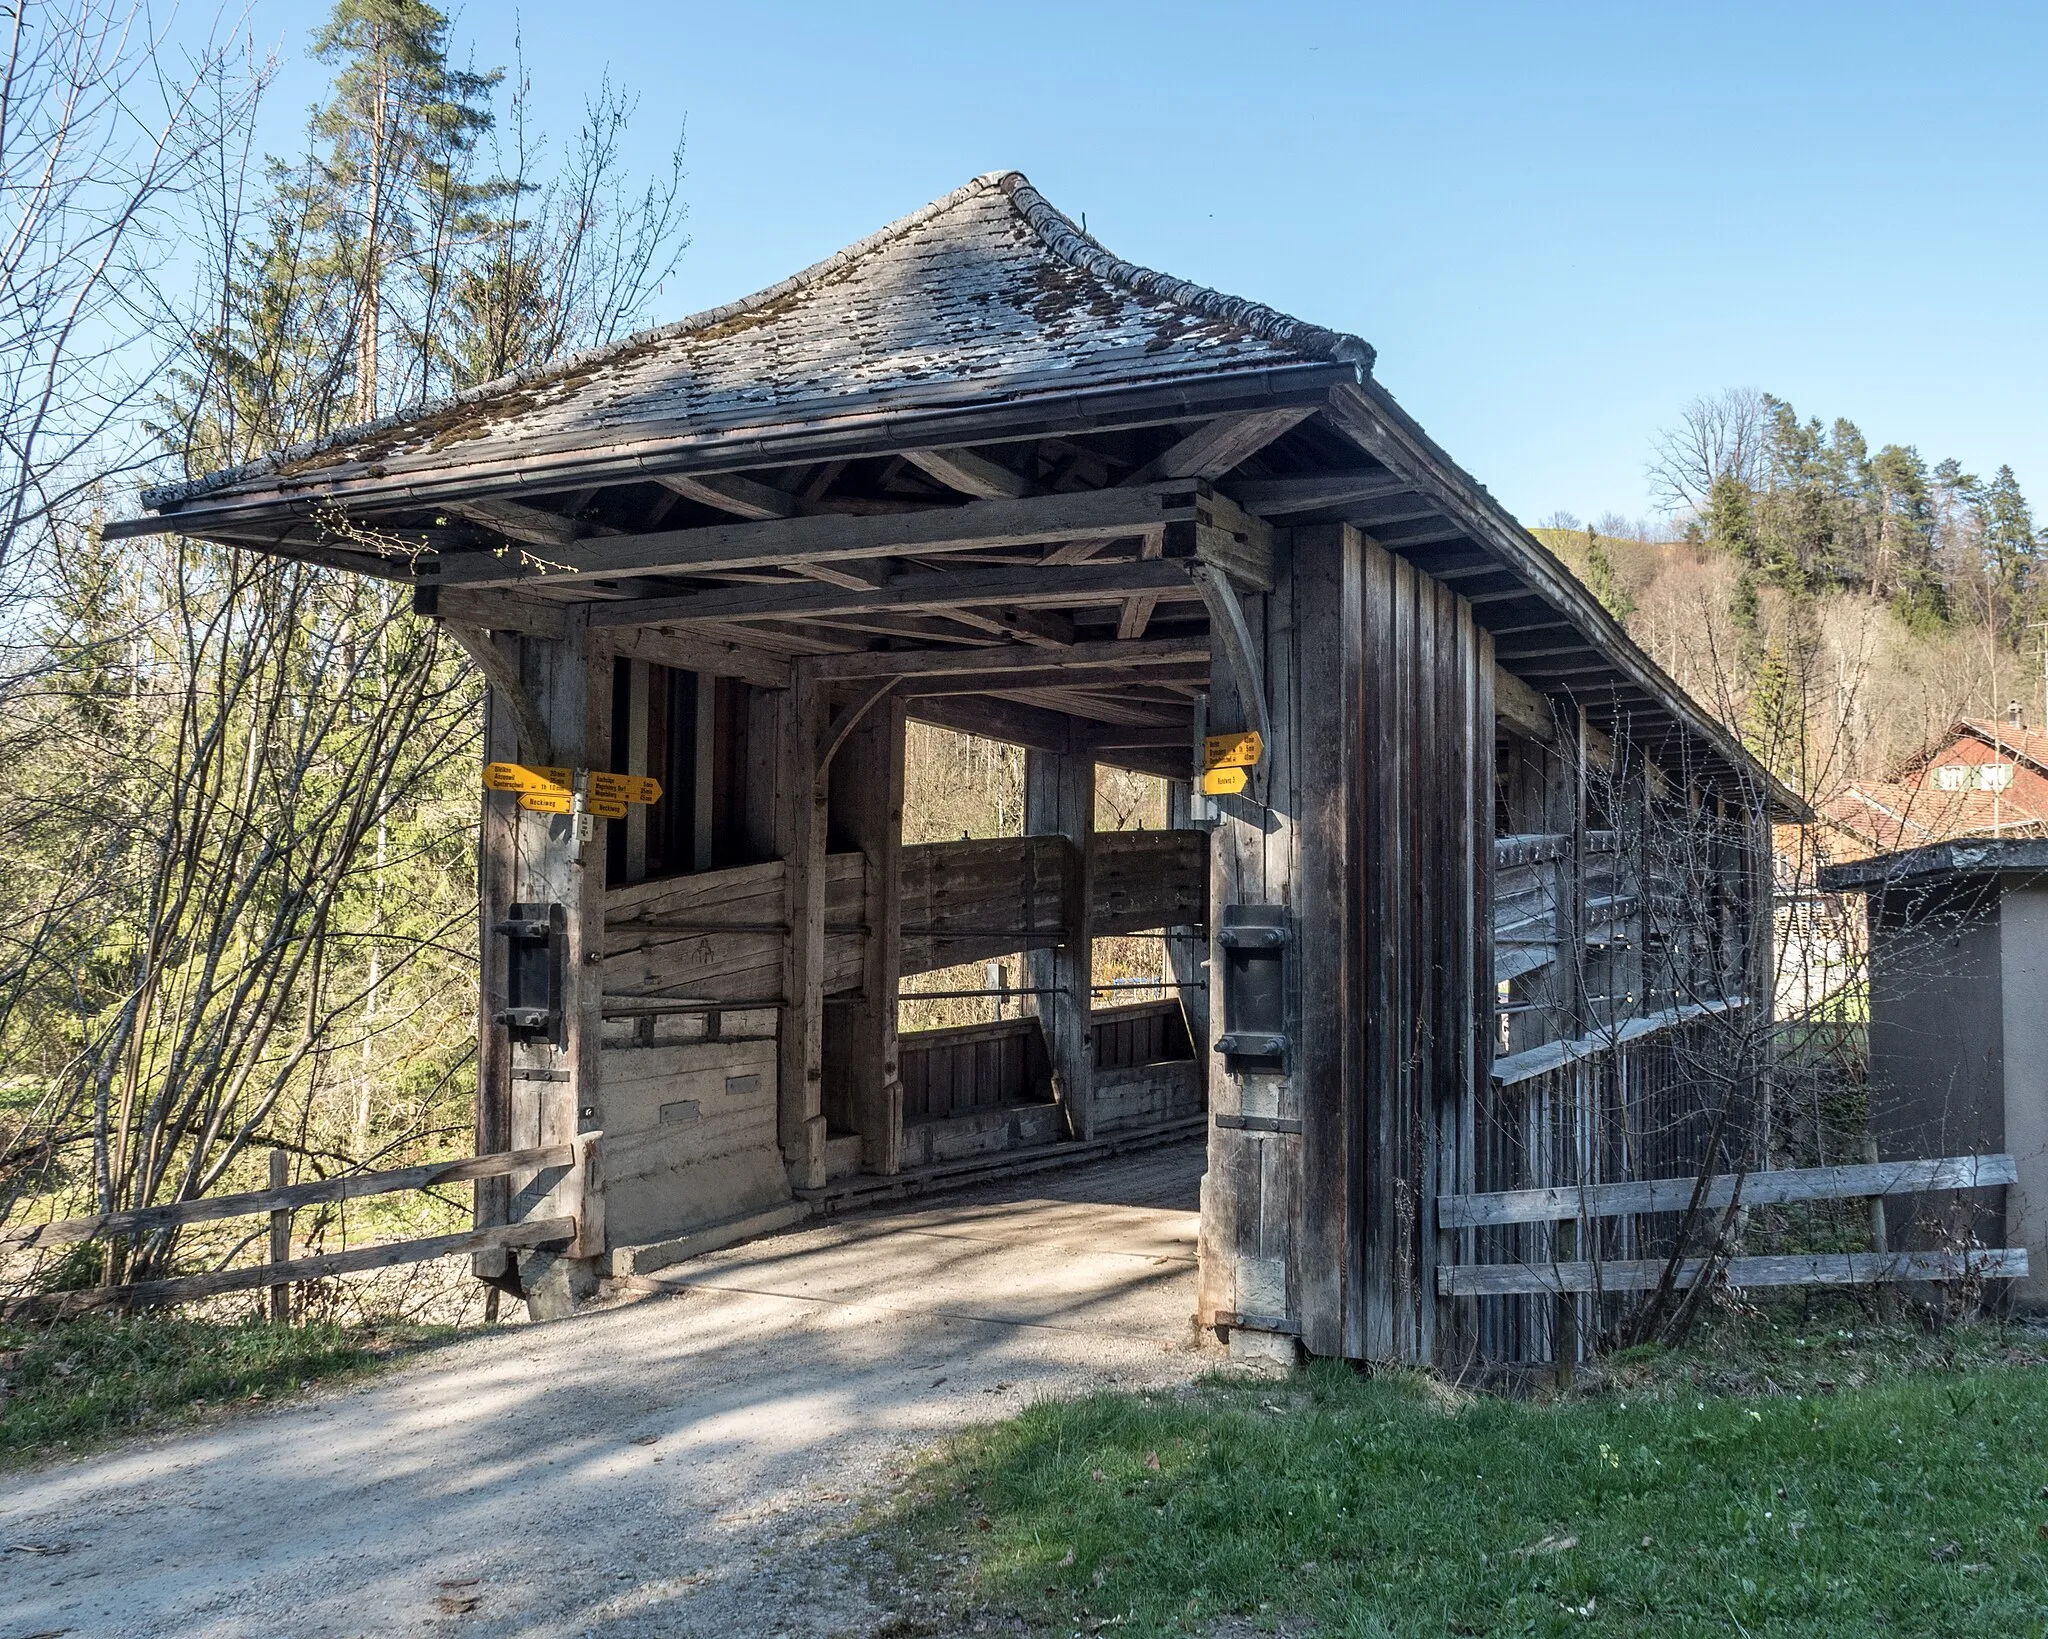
1820, 839, 2048, 1309
1821, 717, 2048, 858
111, 173, 1797, 1364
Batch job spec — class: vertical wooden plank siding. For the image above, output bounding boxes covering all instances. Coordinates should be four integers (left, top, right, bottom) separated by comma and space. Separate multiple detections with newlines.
828, 692, 907, 1174
1199, 533, 1282, 1333
492, 613, 605, 1260
1333, 537, 1492, 1363
472, 653, 518, 1271
1024, 746, 1096, 1139
778, 665, 830, 1188
1294, 525, 1363, 1358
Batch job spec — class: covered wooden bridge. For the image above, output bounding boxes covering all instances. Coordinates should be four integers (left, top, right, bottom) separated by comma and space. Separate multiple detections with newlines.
116, 173, 1797, 1365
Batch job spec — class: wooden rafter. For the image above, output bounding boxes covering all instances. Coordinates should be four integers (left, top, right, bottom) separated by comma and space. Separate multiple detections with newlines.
428, 484, 1196, 590
1124, 407, 1316, 485
586, 558, 1196, 629
655, 471, 800, 519
902, 446, 1034, 499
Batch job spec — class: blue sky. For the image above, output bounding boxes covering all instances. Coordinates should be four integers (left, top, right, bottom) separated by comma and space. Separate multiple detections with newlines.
233, 2, 2048, 528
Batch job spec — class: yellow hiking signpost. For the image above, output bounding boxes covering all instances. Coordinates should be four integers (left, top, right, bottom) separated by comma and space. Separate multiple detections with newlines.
482, 763, 662, 822
1200, 729, 1262, 796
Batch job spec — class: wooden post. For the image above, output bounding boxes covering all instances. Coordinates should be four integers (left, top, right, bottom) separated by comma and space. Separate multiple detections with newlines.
828, 691, 906, 1174
1025, 743, 1094, 1140
496, 611, 608, 1311
267, 1147, 290, 1324
622, 658, 650, 883
1163, 780, 1212, 1054
473, 656, 518, 1282
778, 665, 830, 1189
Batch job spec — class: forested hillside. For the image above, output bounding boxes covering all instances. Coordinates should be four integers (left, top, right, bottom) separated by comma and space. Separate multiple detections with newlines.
1534, 387, 2044, 799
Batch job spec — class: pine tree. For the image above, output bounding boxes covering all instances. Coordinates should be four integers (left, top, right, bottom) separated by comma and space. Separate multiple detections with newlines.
1980, 464, 2036, 637
310, 0, 501, 420
1581, 525, 1636, 625
1868, 444, 1947, 630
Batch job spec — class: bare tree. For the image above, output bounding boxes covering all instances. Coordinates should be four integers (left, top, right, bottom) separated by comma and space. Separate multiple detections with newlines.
0, 2, 258, 571
1648, 387, 1769, 517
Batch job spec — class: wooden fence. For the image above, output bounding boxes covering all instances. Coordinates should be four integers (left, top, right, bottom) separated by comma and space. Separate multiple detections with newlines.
1439, 1151, 2025, 1299
2, 1141, 588, 1319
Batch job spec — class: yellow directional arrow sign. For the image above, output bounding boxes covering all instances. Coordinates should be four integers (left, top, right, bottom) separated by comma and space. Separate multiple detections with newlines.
1201, 766, 1249, 796
517, 790, 573, 814
1204, 731, 1263, 771
589, 771, 662, 806
484, 762, 572, 797
587, 796, 629, 819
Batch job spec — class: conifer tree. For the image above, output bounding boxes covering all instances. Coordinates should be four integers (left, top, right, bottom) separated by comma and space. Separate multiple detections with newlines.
310, 0, 501, 421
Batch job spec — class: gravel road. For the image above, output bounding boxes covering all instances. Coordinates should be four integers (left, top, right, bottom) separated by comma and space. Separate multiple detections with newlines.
2, 1143, 1213, 1639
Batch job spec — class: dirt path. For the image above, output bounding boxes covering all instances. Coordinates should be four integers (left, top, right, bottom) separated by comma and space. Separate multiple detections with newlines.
2, 1143, 1212, 1639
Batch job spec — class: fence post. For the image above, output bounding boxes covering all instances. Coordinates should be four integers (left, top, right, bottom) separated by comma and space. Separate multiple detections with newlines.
268, 1148, 290, 1325
1859, 1134, 1896, 1321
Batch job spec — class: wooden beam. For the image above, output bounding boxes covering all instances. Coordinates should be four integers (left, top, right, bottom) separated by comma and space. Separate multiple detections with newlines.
589, 558, 1197, 629
600, 623, 792, 688
1438, 1153, 2020, 1231
8, 1218, 578, 1318
0, 1145, 576, 1250
1226, 472, 1412, 515
905, 693, 1078, 753
902, 446, 1033, 499
448, 498, 588, 548
655, 471, 800, 519
811, 634, 1207, 681
1026, 749, 1094, 1139
1439, 1248, 2029, 1298
1493, 665, 1555, 743
430, 484, 1198, 590
909, 661, 1209, 697
1125, 407, 1316, 484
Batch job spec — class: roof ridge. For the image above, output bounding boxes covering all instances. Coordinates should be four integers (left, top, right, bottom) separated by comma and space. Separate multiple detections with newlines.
993, 172, 1374, 371
143, 174, 1020, 511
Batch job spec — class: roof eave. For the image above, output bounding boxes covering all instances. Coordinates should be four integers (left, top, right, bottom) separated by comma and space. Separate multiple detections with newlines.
1325, 378, 1808, 821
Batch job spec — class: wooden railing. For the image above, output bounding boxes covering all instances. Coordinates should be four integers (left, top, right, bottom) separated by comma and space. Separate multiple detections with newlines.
1437, 1152, 2026, 1297
2, 1143, 584, 1319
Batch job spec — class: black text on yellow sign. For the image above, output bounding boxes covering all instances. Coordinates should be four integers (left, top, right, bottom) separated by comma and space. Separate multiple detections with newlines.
484, 763, 662, 818
1204, 730, 1263, 771
1201, 765, 1249, 796
483, 761, 572, 797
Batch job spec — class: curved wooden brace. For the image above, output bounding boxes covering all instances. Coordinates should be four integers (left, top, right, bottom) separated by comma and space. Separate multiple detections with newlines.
441, 620, 555, 766
1188, 562, 1270, 761
816, 677, 899, 786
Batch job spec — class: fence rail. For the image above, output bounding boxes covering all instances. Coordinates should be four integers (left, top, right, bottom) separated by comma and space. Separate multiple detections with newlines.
0, 1143, 574, 1251
2, 1142, 587, 1320
1438, 1152, 2017, 1230
1440, 1248, 2029, 1298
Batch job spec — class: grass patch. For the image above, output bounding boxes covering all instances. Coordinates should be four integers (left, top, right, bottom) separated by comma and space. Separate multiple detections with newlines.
887, 1342, 2048, 1636
0, 1313, 456, 1463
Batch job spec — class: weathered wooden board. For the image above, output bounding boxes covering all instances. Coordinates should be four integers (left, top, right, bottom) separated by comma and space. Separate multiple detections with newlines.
10, 1218, 577, 1318
603, 855, 865, 1003
1438, 1153, 2019, 1229
898, 835, 1069, 976
1, 1144, 575, 1250
1490, 996, 1745, 1087
1439, 1248, 2030, 1297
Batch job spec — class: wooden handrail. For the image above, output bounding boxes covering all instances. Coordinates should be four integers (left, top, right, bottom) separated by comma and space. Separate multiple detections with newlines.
4, 1217, 576, 1319
0, 1144, 574, 1251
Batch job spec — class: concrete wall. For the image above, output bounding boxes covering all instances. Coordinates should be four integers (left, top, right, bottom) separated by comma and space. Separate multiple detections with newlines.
596, 1018, 787, 1251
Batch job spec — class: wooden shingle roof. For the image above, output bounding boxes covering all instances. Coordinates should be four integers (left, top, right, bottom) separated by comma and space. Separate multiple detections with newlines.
117, 171, 1803, 817
144, 173, 1368, 515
